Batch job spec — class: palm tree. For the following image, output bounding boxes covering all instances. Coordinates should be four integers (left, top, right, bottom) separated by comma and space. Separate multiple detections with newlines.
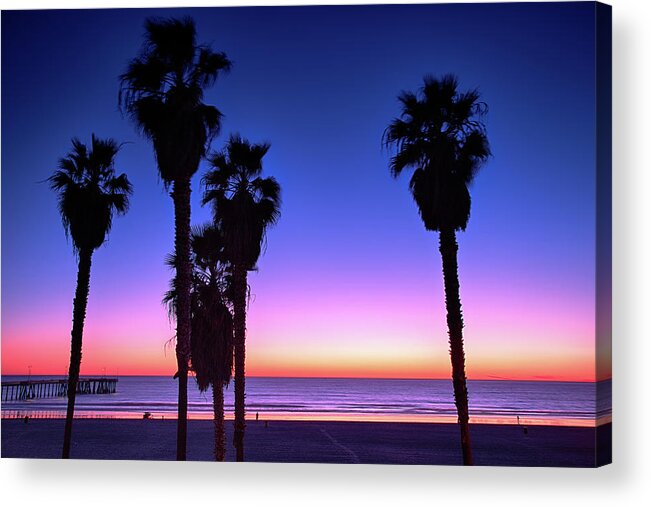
119, 16, 231, 460
190, 225, 234, 461
202, 134, 281, 461
48, 135, 132, 459
383, 75, 490, 465
164, 224, 234, 461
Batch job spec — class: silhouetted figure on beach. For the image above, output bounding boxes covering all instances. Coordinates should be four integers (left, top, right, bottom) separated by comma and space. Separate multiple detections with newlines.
256, 412, 259, 421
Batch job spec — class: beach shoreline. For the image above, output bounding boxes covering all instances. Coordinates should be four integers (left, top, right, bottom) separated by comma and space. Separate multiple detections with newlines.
0, 412, 610, 428
1, 418, 611, 467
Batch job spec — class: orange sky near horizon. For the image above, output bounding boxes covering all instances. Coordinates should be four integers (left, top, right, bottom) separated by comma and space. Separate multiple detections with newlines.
1, 262, 608, 382
0, 348, 601, 382
1, 325, 605, 382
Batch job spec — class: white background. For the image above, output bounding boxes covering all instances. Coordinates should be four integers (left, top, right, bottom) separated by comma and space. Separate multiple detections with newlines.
1, 0, 649, 505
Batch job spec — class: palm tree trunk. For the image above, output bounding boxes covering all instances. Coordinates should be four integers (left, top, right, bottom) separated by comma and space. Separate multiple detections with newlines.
232, 264, 247, 462
172, 178, 192, 461
62, 248, 93, 459
438, 228, 474, 466
212, 381, 226, 461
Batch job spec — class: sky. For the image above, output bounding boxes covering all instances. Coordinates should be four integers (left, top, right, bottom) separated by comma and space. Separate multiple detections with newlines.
1, 3, 606, 381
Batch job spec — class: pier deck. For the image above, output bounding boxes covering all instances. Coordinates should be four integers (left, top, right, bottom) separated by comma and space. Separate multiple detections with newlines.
1, 378, 118, 401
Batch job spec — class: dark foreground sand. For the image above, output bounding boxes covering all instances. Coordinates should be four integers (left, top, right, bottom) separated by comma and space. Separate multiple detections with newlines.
1, 419, 610, 467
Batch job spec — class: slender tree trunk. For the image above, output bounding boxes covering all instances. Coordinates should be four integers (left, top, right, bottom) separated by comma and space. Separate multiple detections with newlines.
62, 248, 93, 459
172, 178, 192, 461
438, 228, 474, 466
232, 264, 247, 462
212, 381, 225, 461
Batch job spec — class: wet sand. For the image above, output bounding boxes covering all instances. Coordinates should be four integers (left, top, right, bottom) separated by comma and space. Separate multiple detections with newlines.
0, 419, 610, 467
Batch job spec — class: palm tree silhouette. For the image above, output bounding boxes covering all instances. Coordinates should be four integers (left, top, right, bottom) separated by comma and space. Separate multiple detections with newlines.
384, 75, 490, 465
202, 134, 281, 461
164, 224, 234, 461
119, 17, 231, 460
48, 135, 132, 459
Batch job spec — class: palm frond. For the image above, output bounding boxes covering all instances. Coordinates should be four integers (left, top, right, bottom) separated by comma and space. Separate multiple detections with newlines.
196, 104, 224, 143
192, 47, 232, 88
48, 136, 132, 254
144, 17, 196, 73
384, 74, 490, 232
48, 170, 75, 192
203, 135, 281, 269
251, 176, 281, 203
106, 173, 134, 195
119, 16, 230, 184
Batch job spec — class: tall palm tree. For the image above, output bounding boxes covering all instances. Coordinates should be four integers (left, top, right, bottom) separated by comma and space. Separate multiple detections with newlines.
119, 16, 231, 460
163, 224, 234, 461
383, 75, 490, 465
202, 134, 281, 461
48, 135, 132, 459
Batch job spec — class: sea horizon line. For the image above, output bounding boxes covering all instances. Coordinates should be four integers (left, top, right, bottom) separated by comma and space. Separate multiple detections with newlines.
1, 373, 610, 383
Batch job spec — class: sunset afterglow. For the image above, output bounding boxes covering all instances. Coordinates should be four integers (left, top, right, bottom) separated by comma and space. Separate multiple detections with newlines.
2, 4, 604, 382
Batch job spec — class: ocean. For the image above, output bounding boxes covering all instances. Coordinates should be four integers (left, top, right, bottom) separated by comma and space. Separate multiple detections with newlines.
1, 376, 611, 426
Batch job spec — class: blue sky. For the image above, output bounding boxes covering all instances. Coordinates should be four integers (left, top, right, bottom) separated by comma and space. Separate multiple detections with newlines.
2, 3, 600, 379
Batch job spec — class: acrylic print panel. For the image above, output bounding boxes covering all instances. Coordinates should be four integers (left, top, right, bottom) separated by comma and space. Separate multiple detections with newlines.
0, 2, 611, 467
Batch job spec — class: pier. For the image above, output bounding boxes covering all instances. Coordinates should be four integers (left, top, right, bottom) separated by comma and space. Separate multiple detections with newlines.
1, 378, 118, 402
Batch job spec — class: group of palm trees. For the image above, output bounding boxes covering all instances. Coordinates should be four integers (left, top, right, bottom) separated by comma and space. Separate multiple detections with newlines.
48, 16, 489, 465
160, 136, 280, 462
50, 17, 281, 462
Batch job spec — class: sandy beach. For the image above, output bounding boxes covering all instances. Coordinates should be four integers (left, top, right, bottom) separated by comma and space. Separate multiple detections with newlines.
1, 419, 610, 467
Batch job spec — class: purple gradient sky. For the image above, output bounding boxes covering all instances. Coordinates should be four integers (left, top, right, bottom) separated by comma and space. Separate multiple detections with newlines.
2, 3, 603, 380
